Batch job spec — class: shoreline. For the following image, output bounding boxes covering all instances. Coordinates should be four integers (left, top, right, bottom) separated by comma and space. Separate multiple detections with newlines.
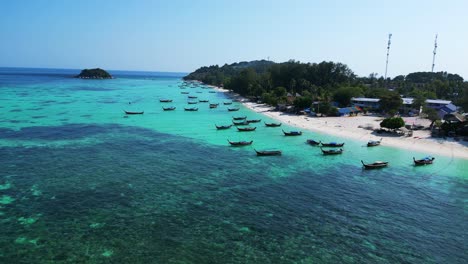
211, 85, 468, 160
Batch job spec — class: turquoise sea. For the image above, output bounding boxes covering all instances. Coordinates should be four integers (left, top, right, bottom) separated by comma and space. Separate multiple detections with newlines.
0, 68, 466, 263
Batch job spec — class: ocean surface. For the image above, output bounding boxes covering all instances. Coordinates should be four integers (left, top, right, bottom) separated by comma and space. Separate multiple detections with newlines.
0, 68, 466, 263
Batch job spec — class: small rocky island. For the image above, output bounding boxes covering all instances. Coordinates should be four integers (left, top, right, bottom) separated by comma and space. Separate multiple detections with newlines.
75, 68, 112, 79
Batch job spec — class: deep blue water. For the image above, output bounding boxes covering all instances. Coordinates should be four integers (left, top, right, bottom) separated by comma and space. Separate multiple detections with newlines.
0, 68, 466, 263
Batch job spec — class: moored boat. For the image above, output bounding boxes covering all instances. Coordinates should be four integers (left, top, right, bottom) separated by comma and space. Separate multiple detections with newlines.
124, 110, 144, 115
228, 140, 253, 146
232, 116, 247, 120
321, 148, 343, 155
413, 156, 435, 166
228, 107, 240, 111
321, 142, 345, 147
159, 99, 173, 103
361, 160, 388, 169
184, 107, 198, 111
283, 129, 302, 136
188, 95, 198, 99
233, 120, 249, 125
367, 138, 382, 147
199, 99, 209, 103
224, 101, 233, 105
162, 106, 176, 111
187, 101, 198, 104
247, 119, 261, 123
255, 149, 282, 156
306, 139, 321, 146
264, 122, 282, 127
215, 124, 232, 130
181, 91, 189, 94
209, 104, 218, 109
237, 126, 256, 132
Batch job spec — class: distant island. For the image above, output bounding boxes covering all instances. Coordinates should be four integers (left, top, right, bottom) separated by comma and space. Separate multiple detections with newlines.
75, 68, 112, 79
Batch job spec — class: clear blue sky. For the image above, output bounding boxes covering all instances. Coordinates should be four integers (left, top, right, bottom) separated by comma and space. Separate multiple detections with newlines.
1, 0, 467, 78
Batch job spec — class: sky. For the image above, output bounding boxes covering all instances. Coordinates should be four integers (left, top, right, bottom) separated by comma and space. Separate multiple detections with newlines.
0, 0, 467, 78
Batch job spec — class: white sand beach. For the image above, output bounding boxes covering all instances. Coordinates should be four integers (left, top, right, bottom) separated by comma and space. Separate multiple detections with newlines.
214, 87, 468, 160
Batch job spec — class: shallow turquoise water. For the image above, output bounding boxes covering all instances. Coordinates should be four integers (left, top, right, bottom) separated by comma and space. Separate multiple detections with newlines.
0, 68, 467, 263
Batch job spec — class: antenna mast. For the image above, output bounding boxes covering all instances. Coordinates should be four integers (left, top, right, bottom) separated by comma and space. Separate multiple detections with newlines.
384, 33, 392, 80
431, 34, 438, 72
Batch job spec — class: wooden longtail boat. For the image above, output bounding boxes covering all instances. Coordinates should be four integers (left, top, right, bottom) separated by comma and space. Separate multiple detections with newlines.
124, 110, 144, 115
228, 107, 240, 112
215, 124, 232, 130
361, 160, 388, 169
367, 138, 382, 147
188, 95, 198, 99
209, 104, 218, 109
321, 142, 345, 147
233, 120, 248, 125
181, 91, 189, 94
162, 106, 176, 111
232, 116, 247, 120
187, 101, 198, 104
247, 119, 261, 123
255, 149, 282, 156
321, 148, 343, 155
306, 139, 321, 146
264, 122, 282, 127
413, 157, 435, 166
184, 107, 198, 111
283, 129, 302, 136
228, 140, 253, 146
199, 99, 209, 103
237, 126, 256, 132
159, 99, 173, 103
224, 102, 233, 105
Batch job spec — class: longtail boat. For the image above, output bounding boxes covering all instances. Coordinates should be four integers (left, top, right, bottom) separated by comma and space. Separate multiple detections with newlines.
228, 140, 253, 146
361, 160, 388, 169
209, 91, 216, 93
232, 116, 247, 120
321, 148, 343, 155
255, 149, 282, 156
367, 138, 382, 147
413, 156, 435, 166
181, 91, 189, 94
188, 95, 198, 99
237, 126, 256, 132
215, 124, 232, 130
124, 110, 144, 115
306, 139, 321, 146
184, 107, 198, 111
162, 106, 176, 111
233, 120, 248, 125
187, 101, 198, 104
247, 119, 261, 123
283, 129, 302, 136
199, 99, 209, 103
321, 142, 345, 147
265, 122, 282, 127
228, 107, 240, 112
159, 99, 173, 103
209, 104, 218, 109
224, 102, 233, 105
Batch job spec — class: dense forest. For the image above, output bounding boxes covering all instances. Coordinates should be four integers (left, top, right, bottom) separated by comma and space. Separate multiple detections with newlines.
184, 60, 468, 114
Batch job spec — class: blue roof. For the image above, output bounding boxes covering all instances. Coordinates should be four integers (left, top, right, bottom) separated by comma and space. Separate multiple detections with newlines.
338, 107, 361, 114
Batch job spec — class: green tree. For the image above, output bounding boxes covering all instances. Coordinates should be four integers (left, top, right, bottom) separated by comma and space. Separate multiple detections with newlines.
333, 86, 363, 107
379, 92, 402, 115
422, 106, 439, 128
293, 96, 312, 109
380, 117, 405, 130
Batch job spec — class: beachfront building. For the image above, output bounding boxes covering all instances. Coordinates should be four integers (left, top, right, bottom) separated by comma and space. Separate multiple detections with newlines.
425, 99, 452, 109
351, 98, 380, 110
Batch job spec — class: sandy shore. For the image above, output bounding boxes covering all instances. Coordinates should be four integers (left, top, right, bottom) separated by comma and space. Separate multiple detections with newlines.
213, 86, 468, 160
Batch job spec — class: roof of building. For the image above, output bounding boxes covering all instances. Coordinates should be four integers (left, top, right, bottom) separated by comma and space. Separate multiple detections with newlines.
351, 97, 379, 102
338, 106, 362, 114
402, 98, 414, 105
426, 99, 452, 105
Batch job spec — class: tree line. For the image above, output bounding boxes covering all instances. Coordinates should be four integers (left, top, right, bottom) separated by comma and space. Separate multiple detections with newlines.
184, 60, 468, 115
